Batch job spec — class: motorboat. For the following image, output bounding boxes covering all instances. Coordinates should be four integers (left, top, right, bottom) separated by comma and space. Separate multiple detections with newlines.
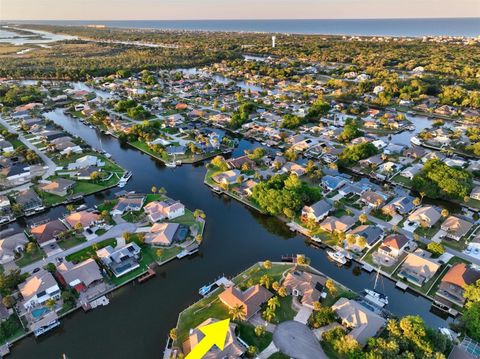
327, 250, 347, 265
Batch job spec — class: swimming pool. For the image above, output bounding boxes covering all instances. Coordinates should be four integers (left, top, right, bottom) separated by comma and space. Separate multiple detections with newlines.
31, 307, 49, 319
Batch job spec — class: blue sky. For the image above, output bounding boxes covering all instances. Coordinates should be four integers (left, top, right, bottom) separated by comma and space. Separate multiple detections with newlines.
2, 0, 479, 20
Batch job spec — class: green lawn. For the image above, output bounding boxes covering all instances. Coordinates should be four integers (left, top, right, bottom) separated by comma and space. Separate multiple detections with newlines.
58, 236, 87, 250
236, 321, 273, 351
66, 238, 117, 263
414, 223, 442, 239
15, 244, 44, 267
391, 174, 413, 187
267, 353, 290, 359
144, 245, 182, 263
271, 295, 297, 323
234, 263, 294, 290
122, 211, 146, 223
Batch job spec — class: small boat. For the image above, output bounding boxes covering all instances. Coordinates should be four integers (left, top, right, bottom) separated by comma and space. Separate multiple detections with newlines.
310, 236, 322, 244
175, 160, 182, 165
410, 136, 422, 146
76, 204, 87, 211
407, 110, 416, 116
327, 250, 347, 265
364, 268, 389, 307
199, 283, 214, 296
165, 162, 176, 168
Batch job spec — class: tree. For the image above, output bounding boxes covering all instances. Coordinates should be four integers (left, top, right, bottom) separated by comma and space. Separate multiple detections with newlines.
267, 296, 280, 311
66, 204, 76, 212
123, 232, 132, 243
151, 186, 157, 194
413, 197, 421, 207
359, 213, 368, 225
45, 298, 56, 310
464, 280, 480, 305
441, 208, 449, 218
74, 223, 84, 233
193, 209, 206, 219
254, 325, 266, 337
259, 274, 272, 289
427, 242, 445, 257
326, 279, 337, 296
229, 304, 246, 321
262, 307, 276, 322
338, 142, 378, 168
169, 328, 177, 341
247, 346, 258, 358
2, 295, 14, 309
297, 255, 307, 265
277, 286, 287, 297
463, 302, 480, 341
309, 305, 336, 328
263, 260, 272, 270
44, 263, 56, 273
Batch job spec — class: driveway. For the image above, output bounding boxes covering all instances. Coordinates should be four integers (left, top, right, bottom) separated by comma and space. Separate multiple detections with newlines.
273, 321, 327, 359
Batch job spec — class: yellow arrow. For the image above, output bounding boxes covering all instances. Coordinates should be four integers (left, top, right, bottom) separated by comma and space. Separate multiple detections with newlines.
185, 319, 230, 359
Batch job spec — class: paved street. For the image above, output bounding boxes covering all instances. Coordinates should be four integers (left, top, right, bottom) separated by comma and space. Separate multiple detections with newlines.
273, 321, 327, 359
20, 222, 137, 274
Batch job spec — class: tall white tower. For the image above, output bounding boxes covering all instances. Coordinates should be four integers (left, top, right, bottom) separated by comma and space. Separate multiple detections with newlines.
272, 36, 276, 48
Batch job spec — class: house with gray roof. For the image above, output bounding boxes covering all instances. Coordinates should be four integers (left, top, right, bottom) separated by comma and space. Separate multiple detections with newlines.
301, 199, 332, 222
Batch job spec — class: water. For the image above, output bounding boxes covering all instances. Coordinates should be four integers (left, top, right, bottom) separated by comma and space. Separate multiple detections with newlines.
7, 105, 450, 359
8, 18, 480, 37
0, 27, 76, 45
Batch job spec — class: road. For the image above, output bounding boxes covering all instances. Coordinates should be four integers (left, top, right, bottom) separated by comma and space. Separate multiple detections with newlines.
20, 222, 137, 274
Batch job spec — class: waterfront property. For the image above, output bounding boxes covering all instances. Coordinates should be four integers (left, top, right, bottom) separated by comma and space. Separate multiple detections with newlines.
18, 269, 61, 310
96, 242, 141, 278
435, 263, 480, 308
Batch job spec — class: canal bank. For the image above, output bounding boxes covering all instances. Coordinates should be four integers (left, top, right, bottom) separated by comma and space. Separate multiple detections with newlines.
7, 108, 452, 359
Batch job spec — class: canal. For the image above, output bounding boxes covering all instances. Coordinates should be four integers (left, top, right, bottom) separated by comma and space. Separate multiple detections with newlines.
7, 109, 448, 359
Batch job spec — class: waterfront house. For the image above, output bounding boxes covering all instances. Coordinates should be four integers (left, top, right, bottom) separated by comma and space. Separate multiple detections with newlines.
332, 297, 386, 346
67, 155, 102, 170
65, 210, 100, 230
403, 147, 427, 159
110, 195, 146, 216
0, 231, 28, 265
408, 206, 441, 228
96, 242, 141, 278
319, 215, 356, 233
16, 189, 43, 213
470, 187, 480, 201
441, 216, 473, 241
30, 219, 67, 247
218, 284, 273, 319
282, 270, 326, 308
19, 269, 61, 310
144, 199, 185, 222
301, 199, 333, 222
359, 154, 383, 168
378, 234, 411, 259
39, 178, 76, 197
182, 318, 245, 359
56, 258, 103, 294
0, 140, 13, 153
226, 155, 255, 170
144, 222, 180, 246
348, 225, 384, 248
436, 263, 480, 307
212, 170, 243, 185
397, 252, 441, 286
321, 175, 347, 192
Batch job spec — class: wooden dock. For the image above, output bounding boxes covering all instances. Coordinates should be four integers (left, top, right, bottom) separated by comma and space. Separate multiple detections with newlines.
138, 267, 156, 283
396, 281, 409, 290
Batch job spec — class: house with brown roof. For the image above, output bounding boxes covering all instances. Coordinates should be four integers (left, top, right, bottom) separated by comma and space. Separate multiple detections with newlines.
408, 206, 441, 228
282, 270, 326, 308
182, 318, 245, 359
30, 219, 67, 247
319, 215, 356, 233
441, 216, 473, 241
39, 178, 75, 197
436, 263, 480, 307
378, 234, 411, 259
57, 259, 103, 293
65, 211, 100, 229
332, 297, 386, 346
19, 269, 61, 310
218, 284, 273, 319
144, 200, 184, 222
144, 222, 180, 246
397, 252, 441, 286
226, 155, 255, 170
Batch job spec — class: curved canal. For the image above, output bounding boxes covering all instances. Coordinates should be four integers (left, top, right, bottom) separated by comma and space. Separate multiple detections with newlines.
9, 109, 449, 359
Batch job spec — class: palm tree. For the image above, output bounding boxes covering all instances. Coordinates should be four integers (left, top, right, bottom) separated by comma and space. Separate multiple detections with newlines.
263, 307, 276, 322
277, 286, 287, 297
151, 186, 157, 194
267, 296, 280, 311
413, 197, 421, 207
259, 275, 271, 289
441, 208, 449, 218
359, 213, 368, 225
229, 304, 246, 321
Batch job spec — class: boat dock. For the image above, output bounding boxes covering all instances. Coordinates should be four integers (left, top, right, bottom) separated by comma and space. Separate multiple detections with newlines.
138, 267, 156, 283
362, 264, 375, 273
199, 276, 234, 297
0, 344, 10, 357
396, 281, 409, 291
177, 243, 199, 259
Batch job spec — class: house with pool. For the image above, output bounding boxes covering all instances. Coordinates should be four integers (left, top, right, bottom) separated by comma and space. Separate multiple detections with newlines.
96, 242, 141, 278
18, 269, 61, 310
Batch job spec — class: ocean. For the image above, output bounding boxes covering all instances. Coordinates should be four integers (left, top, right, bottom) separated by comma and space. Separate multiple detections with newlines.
8, 18, 480, 37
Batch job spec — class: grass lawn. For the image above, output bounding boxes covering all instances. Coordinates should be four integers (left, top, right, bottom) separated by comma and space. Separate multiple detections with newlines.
58, 236, 86, 250
66, 238, 117, 263
234, 263, 294, 290
15, 245, 44, 267
144, 245, 182, 263
414, 223, 442, 239
122, 211, 146, 223
35, 189, 65, 206
176, 295, 230, 345
271, 296, 297, 323
391, 174, 413, 187
236, 321, 273, 351
267, 353, 290, 359
442, 237, 469, 251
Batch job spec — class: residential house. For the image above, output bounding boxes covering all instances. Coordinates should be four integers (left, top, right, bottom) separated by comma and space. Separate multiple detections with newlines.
332, 298, 386, 346
408, 206, 442, 228
39, 178, 75, 197
110, 195, 145, 216
301, 200, 333, 222
282, 270, 326, 308
65, 211, 100, 230
403, 147, 427, 159
218, 284, 273, 319
436, 263, 480, 307
319, 215, 356, 233
359, 191, 386, 208
16, 189, 43, 212
56, 259, 103, 293
144, 200, 185, 222
182, 318, 245, 359
226, 155, 255, 170
0, 231, 28, 265
321, 175, 347, 192
348, 225, 384, 247
19, 269, 61, 310
67, 155, 102, 170
281, 162, 306, 177
0, 140, 13, 153
30, 219, 67, 247
400, 164, 423, 180
441, 216, 473, 241
384, 196, 415, 215
378, 234, 411, 259
212, 170, 243, 185
144, 222, 180, 246
470, 187, 480, 201
96, 243, 141, 278
397, 252, 441, 286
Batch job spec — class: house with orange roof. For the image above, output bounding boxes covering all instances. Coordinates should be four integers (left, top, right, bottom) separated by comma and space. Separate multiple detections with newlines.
18, 269, 61, 310
30, 219, 67, 247
65, 210, 100, 229
378, 234, 411, 259
436, 263, 480, 307
218, 284, 273, 319
282, 269, 327, 308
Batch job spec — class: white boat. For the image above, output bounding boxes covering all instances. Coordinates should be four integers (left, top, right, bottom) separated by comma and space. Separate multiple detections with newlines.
327, 250, 347, 265
364, 269, 389, 307
165, 162, 176, 168
311, 236, 322, 243
175, 160, 182, 165
410, 136, 422, 146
